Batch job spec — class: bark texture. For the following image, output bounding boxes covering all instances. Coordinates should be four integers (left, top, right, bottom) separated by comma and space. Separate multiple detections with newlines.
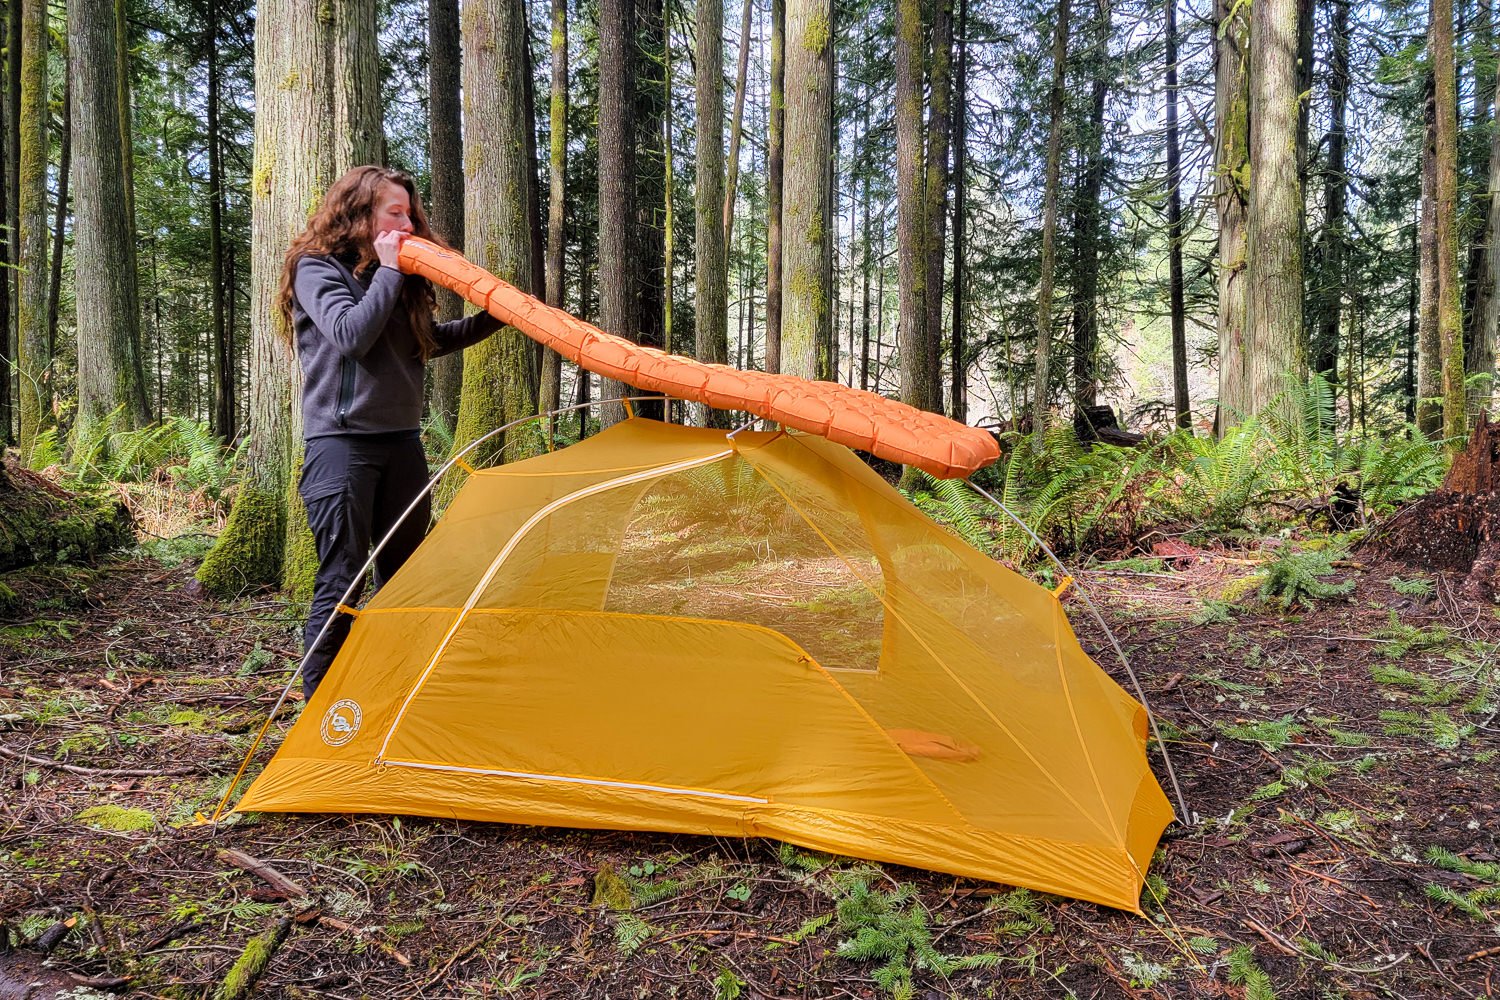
540, 0, 568, 421
782, 0, 832, 381
597, 0, 635, 425
1029, 0, 1071, 450
1419, 75, 1443, 437
428, 0, 465, 432
334, 0, 385, 170
923, 0, 954, 414
1432, 0, 1467, 443
765, 0, 784, 374
16, 0, 47, 461
1311, 0, 1349, 385
1473, 51, 1500, 418
451, 0, 539, 479
894, 0, 926, 409
1214, 0, 1250, 428
1245, 0, 1304, 417
695, 0, 729, 391
68, 0, 150, 441
1166, 0, 1188, 428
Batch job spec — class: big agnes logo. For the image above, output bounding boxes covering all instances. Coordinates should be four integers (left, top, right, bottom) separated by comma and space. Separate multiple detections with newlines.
320, 699, 363, 747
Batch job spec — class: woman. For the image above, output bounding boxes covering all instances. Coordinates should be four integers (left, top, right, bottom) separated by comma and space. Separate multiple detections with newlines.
281, 165, 500, 698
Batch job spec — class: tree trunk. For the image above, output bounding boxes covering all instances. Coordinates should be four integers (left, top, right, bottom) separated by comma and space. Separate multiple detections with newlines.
1311, 0, 1348, 384
663, 16, 675, 366
1462, 0, 1494, 353
1407, 207, 1418, 423
632, 0, 665, 422
1029, 0, 1070, 451
597, 0, 636, 426
828, 13, 840, 386
68, 0, 150, 442
860, 125, 872, 394
46, 55, 69, 386
197, 0, 338, 597
895, 0, 927, 413
540, 0, 568, 425
427, 0, 464, 433
1433, 0, 1467, 444
949, 0, 968, 420
695, 0, 729, 422
334, 0, 385, 170
765, 0, 784, 374
450, 0, 539, 477
1166, 0, 1188, 429
780, 0, 832, 382
523, 22, 545, 306
923, 0, 953, 414
1472, 52, 1500, 416
208, 0, 233, 441
723, 0, 753, 247
1419, 73, 1443, 436
1245, 0, 1304, 417
1215, 0, 1250, 430
1071, 0, 1109, 436
15, 0, 47, 462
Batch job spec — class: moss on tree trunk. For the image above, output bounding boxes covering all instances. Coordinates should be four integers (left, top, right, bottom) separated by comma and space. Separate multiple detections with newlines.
194, 484, 284, 597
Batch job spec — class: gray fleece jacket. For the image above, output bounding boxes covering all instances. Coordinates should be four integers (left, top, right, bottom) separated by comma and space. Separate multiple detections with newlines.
292, 254, 500, 439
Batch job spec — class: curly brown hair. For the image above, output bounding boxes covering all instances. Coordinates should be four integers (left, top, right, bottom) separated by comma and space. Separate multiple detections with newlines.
279, 165, 453, 361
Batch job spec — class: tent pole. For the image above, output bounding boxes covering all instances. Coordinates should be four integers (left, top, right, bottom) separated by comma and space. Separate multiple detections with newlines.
965, 480, 1192, 825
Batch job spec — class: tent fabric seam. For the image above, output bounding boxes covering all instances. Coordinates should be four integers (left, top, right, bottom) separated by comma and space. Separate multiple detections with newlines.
380, 758, 770, 804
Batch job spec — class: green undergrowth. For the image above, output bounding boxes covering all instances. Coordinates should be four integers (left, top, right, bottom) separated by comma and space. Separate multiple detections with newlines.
906, 374, 1445, 565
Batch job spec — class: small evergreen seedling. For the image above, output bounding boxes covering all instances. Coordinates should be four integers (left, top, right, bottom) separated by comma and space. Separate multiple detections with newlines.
1257, 548, 1354, 609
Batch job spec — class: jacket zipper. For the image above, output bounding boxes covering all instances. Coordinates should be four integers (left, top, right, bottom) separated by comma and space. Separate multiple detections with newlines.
336, 357, 356, 429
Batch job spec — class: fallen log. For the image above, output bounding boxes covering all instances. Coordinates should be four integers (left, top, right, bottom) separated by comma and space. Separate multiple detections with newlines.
0, 454, 133, 577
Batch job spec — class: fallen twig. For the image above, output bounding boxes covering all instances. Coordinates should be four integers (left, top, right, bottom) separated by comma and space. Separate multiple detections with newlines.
1458, 944, 1500, 965
655, 928, 799, 946
0, 744, 202, 778
218, 848, 310, 899
218, 849, 411, 967
313, 911, 412, 967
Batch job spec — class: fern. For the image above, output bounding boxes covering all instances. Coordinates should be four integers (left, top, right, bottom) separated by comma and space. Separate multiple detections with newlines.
1356, 429, 1445, 514
905, 472, 994, 552
713, 967, 746, 1000
1424, 883, 1490, 921
1386, 574, 1435, 597
1221, 716, 1303, 752
1227, 945, 1277, 1000
826, 868, 1002, 997
612, 912, 654, 955
1426, 846, 1500, 883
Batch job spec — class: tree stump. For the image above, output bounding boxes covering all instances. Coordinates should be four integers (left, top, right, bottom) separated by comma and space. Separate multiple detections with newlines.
0, 453, 133, 575
1358, 412, 1500, 598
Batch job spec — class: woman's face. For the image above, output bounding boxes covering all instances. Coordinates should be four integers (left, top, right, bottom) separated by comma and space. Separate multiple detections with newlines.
370, 181, 413, 242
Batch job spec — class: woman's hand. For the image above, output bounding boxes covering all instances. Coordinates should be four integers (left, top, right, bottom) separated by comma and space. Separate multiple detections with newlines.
374, 229, 406, 270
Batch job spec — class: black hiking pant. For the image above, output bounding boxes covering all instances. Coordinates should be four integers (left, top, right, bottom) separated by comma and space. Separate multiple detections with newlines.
299, 432, 430, 698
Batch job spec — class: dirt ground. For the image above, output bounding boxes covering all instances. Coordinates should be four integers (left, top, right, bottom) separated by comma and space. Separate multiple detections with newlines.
1, 545, 1497, 999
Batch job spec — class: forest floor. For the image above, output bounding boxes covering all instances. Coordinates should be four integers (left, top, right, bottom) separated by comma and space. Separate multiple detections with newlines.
1, 540, 1498, 1000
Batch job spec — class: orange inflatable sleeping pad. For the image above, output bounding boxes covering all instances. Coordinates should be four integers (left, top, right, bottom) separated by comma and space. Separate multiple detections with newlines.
398, 238, 1000, 479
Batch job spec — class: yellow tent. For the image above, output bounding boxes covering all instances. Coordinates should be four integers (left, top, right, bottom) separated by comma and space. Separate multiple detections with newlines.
238, 419, 1173, 912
